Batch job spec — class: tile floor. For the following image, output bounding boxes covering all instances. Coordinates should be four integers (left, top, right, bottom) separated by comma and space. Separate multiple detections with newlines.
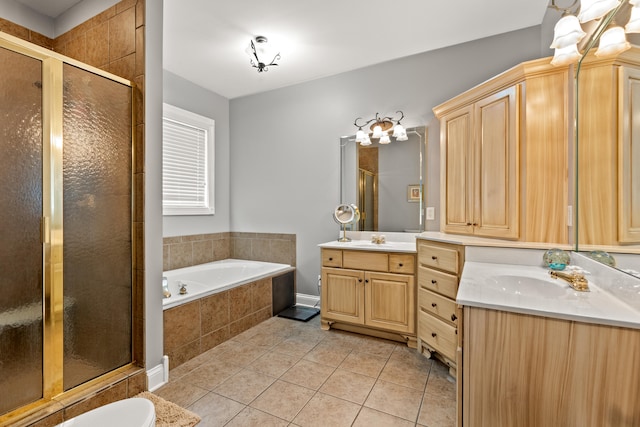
155, 315, 456, 427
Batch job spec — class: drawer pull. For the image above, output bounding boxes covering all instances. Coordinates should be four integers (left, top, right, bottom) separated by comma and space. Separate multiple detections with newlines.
466, 222, 472, 226
451, 314, 457, 321
431, 303, 437, 308
329, 257, 333, 261
431, 256, 438, 260
398, 263, 404, 267
431, 332, 437, 338
431, 280, 437, 284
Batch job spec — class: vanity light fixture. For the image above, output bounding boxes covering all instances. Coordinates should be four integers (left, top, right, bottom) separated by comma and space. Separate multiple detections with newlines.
354, 111, 407, 146
549, 0, 638, 66
246, 36, 281, 73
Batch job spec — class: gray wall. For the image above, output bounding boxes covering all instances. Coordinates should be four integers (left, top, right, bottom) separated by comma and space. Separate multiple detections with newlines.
230, 26, 546, 296
163, 70, 231, 237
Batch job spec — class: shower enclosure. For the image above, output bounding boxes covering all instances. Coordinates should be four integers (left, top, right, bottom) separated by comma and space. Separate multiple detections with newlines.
0, 33, 135, 418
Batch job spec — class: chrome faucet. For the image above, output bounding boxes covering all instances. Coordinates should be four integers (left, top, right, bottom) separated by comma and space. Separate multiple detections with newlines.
549, 270, 590, 292
178, 282, 188, 295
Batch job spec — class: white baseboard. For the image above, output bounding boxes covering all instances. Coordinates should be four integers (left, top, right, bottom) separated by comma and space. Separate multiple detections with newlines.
296, 293, 320, 308
147, 355, 169, 392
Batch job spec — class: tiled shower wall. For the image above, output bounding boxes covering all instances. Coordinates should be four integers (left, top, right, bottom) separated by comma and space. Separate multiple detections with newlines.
163, 232, 296, 271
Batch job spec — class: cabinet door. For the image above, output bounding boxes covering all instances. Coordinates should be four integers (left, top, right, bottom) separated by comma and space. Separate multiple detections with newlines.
620, 67, 640, 243
474, 86, 519, 239
441, 105, 475, 234
321, 268, 365, 325
364, 272, 415, 334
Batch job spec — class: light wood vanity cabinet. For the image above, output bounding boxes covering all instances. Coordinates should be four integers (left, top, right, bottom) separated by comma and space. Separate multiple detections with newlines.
578, 54, 640, 245
463, 307, 640, 426
416, 240, 464, 375
320, 248, 417, 347
434, 57, 570, 244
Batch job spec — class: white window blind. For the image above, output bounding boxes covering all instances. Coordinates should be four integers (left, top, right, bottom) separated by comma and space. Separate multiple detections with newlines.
162, 104, 215, 215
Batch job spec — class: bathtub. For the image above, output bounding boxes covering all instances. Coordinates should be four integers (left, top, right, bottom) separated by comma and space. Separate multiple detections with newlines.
162, 259, 294, 310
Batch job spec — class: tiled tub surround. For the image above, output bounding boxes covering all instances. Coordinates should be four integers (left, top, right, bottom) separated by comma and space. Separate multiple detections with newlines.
163, 232, 296, 271
164, 274, 281, 368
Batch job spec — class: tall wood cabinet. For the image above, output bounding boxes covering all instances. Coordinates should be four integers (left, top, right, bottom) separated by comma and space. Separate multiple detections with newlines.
577, 51, 640, 245
434, 58, 571, 244
320, 248, 417, 347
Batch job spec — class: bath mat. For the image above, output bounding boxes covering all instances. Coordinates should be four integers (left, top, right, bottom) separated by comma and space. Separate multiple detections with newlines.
135, 391, 200, 427
277, 305, 320, 321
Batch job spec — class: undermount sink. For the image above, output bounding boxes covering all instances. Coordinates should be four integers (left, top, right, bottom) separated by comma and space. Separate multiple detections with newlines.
485, 274, 568, 298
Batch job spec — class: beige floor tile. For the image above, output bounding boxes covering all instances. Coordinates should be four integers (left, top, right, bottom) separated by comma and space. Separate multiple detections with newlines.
272, 336, 320, 357
179, 359, 243, 391
319, 368, 376, 404
379, 357, 429, 391
279, 359, 336, 390
246, 350, 301, 377
353, 407, 416, 427
425, 373, 456, 399
225, 407, 289, 427
154, 378, 208, 409
417, 387, 456, 427
339, 351, 388, 378
365, 379, 424, 422
250, 380, 315, 421
292, 392, 361, 427
302, 342, 352, 367
357, 336, 398, 358
213, 369, 276, 404
390, 345, 434, 371
188, 391, 245, 426
215, 340, 273, 367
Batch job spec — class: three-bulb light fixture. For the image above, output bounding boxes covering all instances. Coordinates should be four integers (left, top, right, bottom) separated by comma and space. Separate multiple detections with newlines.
354, 111, 407, 146
550, 0, 640, 66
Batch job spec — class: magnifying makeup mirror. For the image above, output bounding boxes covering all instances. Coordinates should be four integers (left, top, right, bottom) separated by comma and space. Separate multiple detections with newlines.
333, 204, 360, 242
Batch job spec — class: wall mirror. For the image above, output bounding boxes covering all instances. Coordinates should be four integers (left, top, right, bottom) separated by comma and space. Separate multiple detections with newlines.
340, 126, 426, 233
573, 2, 640, 276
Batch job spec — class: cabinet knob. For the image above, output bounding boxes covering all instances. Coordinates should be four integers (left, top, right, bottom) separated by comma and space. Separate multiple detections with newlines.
472, 223, 478, 226
329, 257, 333, 261
431, 256, 437, 260
398, 263, 404, 267
431, 332, 437, 338
365, 279, 369, 283
431, 303, 437, 308
431, 279, 437, 284
358, 279, 363, 283
451, 314, 457, 321
466, 222, 472, 226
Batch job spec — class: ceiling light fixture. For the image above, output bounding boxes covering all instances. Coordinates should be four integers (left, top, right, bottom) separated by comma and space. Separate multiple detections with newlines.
549, 0, 636, 66
246, 36, 281, 73
354, 111, 407, 146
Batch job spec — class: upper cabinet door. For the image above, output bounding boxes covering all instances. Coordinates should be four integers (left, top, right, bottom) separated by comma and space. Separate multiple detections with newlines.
441, 104, 474, 235
474, 86, 519, 239
620, 67, 640, 243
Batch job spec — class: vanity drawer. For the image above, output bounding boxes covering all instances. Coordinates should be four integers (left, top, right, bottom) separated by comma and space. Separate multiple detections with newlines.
322, 249, 343, 267
418, 311, 457, 360
418, 242, 459, 274
418, 266, 459, 300
419, 288, 458, 326
343, 250, 388, 272
389, 254, 415, 274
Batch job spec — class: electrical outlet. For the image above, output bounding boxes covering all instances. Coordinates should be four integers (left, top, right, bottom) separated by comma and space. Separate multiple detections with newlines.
426, 207, 435, 220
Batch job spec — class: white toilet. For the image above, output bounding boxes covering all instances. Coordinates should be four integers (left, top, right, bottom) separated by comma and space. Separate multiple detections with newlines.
56, 398, 155, 427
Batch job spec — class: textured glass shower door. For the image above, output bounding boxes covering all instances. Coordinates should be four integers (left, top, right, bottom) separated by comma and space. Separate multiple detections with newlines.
0, 47, 44, 414
62, 64, 133, 390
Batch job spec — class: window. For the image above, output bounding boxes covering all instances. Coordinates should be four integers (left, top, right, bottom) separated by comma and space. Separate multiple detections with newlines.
162, 103, 215, 215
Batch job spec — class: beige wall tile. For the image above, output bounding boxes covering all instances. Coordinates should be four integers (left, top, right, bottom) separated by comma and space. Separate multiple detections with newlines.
250, 239, 271, 262
201, 327, 230, 352
252, 278, 272, 311
64, 34, 86, 62
109, 7, 135, 61
108, 52, 135, 81
192, 239, 214, 265
232, 238, 251, 260
63, 380, 127, 419
163, 301, 200, 352
168, 340, 202, 373
201, 291, 229, 333
169, 242, 193, 270
127, 370, 147, 396
85, 22, 109, 67
229, 285, 252, 321
229, 315, 255, 338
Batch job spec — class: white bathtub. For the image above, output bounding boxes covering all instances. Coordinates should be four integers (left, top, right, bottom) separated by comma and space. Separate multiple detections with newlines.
162, 259, 294, 310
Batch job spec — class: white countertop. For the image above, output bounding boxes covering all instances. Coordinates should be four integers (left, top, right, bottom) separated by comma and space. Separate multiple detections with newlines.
458, 261, 640, 329
318, 239, 417, 253
417, 231, 572, 250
